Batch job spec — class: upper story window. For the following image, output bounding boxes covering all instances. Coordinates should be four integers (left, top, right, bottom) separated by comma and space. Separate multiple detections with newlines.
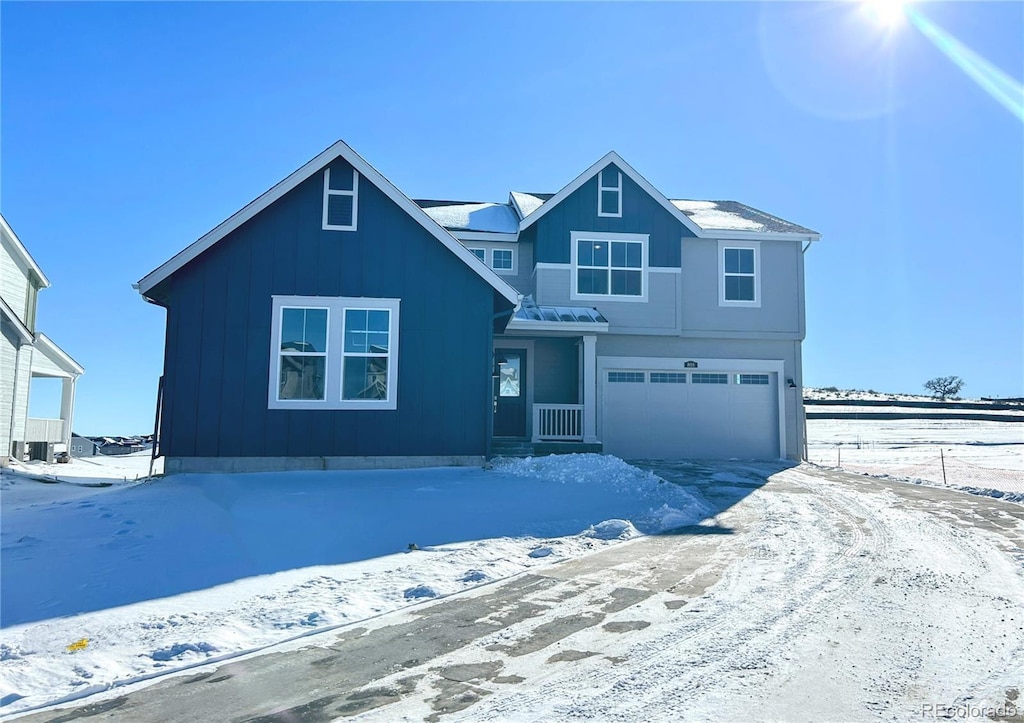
269, 296, 399, 410
492, 248, 514, 271
322, 167, 359, 231
571, 231, 648, 301
469, 248, 486, 262
719, 241, 761, 307
597, 167, 622, 218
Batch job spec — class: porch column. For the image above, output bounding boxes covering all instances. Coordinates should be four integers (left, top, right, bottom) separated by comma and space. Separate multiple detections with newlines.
582, 334, 598, 444
60, 376, 77, 449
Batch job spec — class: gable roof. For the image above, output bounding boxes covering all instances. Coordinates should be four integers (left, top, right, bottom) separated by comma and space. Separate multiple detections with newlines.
516, 151, 706, 237
670, 200, 818, 235
415, 200, 519, 234
1, 214, 51, 289
136, 141, 520, 305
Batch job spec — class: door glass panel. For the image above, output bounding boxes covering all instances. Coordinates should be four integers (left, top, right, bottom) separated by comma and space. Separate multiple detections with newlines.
499, 355, 521, 397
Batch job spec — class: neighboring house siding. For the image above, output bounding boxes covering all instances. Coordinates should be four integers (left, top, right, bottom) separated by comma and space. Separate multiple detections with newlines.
532, 164, 693, 267
6, 344, 33, 452
680, 238, 804, 336
1, 243, 31, 324
0, 332, 18, 456
157, 158, 498, 459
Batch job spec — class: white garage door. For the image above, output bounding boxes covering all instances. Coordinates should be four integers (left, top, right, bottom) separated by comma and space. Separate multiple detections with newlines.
601, 369, 779, 459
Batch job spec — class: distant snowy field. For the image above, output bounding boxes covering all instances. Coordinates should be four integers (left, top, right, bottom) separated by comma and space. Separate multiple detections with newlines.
0, 454, 713, 716
806, 416, 1023, 500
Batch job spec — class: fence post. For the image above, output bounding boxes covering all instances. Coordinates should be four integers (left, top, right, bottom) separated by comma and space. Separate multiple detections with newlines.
940, 448, 947, 486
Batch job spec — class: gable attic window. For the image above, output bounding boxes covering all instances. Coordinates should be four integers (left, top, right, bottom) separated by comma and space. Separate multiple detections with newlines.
269, 296, 399, 410
597, 167, 622, 218
322, 167, 359, 231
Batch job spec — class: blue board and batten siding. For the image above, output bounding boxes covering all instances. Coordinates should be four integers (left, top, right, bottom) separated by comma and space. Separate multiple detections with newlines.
527, 164, 694, 267
152, 157, 506, 460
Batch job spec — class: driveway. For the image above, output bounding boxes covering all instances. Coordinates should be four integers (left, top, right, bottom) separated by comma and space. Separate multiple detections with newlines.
13, 465, 1024, 722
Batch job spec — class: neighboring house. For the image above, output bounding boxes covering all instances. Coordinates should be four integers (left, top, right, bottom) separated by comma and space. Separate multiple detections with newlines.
70, 434, 100, 457
137, 140, 818, 473
1, 215, 84, 465
98, 439, 146, 456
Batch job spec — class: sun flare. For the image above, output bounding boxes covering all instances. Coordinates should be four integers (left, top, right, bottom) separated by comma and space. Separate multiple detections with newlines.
863, 0, 907, 28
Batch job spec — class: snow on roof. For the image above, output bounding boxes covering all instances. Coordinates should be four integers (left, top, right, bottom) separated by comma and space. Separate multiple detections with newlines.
670, 200, 817, 235
416, 201, 519, 234
509, 192, 553, 219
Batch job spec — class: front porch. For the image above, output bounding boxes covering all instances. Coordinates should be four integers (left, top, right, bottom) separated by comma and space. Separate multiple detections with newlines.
491, 297, 608, 457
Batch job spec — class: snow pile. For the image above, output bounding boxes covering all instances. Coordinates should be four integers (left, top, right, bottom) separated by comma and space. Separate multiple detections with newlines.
0, 455, 712, 715
492, 453, 713, 532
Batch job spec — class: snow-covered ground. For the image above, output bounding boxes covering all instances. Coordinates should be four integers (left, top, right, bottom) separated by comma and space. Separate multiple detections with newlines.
806, 418, 1023, 500
347, 465, 1024, 723
0, 454, 711, 716
2, 417, 1021, 719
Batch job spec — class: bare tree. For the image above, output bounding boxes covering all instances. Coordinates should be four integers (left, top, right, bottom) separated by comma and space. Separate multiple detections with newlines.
924, 376, 964, 401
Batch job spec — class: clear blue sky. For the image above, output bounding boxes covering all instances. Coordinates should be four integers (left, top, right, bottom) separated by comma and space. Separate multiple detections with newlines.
2, 1, 1021, 435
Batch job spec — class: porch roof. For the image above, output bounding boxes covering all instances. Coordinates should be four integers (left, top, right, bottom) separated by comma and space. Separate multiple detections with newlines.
505, 295, 609, 333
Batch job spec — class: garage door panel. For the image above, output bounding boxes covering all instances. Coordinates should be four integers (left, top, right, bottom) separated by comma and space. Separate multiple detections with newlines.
601, 367, 778, 460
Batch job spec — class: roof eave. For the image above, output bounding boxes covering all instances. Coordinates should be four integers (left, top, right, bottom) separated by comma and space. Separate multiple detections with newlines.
0, 214, 51, 289
517, 151, 706, 238
137, 140, 521, 307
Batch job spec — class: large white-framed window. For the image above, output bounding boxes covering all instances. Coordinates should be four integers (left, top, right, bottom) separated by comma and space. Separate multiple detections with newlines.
597, 167, 622, 218
269, 296, 399, 410
322, 167, 359, 231
570, 231, 648, 301
719, 240, 760, 307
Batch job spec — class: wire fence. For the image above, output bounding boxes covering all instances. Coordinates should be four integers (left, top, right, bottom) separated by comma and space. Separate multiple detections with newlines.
806, 446, 1024, 495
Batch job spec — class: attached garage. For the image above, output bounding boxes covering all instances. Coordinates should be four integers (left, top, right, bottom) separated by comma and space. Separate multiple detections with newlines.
599, 360, 782, 460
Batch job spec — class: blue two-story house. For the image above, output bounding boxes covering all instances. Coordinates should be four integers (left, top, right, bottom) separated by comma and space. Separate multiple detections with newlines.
137, 140, 819, 473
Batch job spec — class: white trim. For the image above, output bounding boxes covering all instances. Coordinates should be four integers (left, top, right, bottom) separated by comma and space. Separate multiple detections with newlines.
0, 214, 50, 288
491, 247, 515, 275
0, 296, 33, 343
570, 231, 648, 303
322, 168, 359, 231
137, 140, 520, 306
648, 266, 682, 274
268, 295, 400, 411
718, 240, 761, 307
505, 319, 609, 333
597, 168, 622, 218
705, 230, 820, 242
452, 231, 519, 243
534, 262, 569, 270
518, 151, 705, 237
33, 333, 84, 376
597, 356, 786, 459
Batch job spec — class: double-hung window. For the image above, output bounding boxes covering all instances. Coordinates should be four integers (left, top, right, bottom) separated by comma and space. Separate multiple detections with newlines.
598, 167, 622, 217
571, 231, 647, 300
719, 241, 760, 306
269, 296, 399, 410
